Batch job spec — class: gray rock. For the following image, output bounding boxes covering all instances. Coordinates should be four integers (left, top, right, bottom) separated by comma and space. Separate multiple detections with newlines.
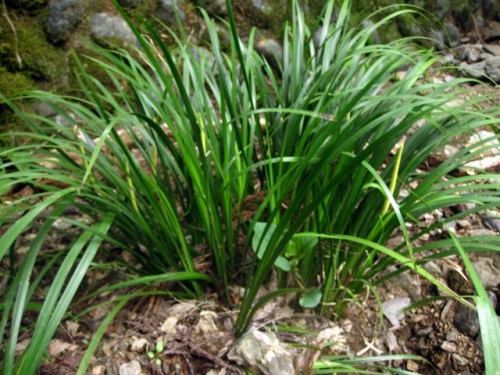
481, 214, 500, 231
480, 52, 495, 60
362, 19, 380, 44
429, 29, 445, 50
382, 297, 411, 327
424, 261, 444, 277
395, 270, 422, 301
252, 0, 273, 18
119, 360, 142, 375
255, 38, 282, 68
459, 60, 487, 79
454, 44, 485, 62
44, 0, 84, 44
484, 23, 500, 41
468, 228, 497, 236
158, 0, 186, 24
472, 258, 500, 290
36, 101, 57, 118
228, 329, 295, 375
90, 13, 139, 46
485, 56, 500, 82
444, 22, 461, 47
454, 302, 480, 337
483, 44, 500, 56
446, 331, 459, 342
454, 291, 497, 340
464, 44, 484, 62
441, 52, 460, 65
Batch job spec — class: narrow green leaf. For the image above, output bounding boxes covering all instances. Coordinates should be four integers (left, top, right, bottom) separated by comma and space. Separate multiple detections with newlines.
0, 188, 77, 260
16, 212, 115, 375
252, 222, 291, 271
451, 231, 500, 375
76, 296, 132, 375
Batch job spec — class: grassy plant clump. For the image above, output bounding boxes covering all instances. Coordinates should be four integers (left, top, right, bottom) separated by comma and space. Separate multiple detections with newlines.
1, 0, 500, 373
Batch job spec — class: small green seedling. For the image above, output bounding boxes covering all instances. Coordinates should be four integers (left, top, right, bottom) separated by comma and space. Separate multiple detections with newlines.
147, 339, 164, 366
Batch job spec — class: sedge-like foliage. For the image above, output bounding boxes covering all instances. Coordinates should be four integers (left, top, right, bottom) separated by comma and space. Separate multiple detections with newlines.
232, 1, 500, 334
1, 0, 499, 373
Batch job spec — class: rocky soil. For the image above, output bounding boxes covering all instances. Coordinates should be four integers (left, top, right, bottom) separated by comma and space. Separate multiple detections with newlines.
6, 200, 500, 375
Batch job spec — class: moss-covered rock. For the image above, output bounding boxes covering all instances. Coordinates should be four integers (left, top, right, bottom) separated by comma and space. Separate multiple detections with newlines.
0, 15, 69, 84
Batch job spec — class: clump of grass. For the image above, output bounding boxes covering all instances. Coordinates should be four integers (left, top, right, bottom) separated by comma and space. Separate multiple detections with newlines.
1, 0, 499, 373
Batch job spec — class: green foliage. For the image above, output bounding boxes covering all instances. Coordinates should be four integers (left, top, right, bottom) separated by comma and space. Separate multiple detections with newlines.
452, 232, 500, 375
313, 354, 430, 374
252, 222, 292, 271
299, 289, 322, 309
1, 0, 499, 373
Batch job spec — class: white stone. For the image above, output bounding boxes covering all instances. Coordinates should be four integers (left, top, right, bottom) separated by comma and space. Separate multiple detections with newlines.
119, 360, 142, 375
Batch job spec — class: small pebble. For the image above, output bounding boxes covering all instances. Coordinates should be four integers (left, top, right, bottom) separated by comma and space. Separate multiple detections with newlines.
446, 331, 458, 342
441, 341, 457, 352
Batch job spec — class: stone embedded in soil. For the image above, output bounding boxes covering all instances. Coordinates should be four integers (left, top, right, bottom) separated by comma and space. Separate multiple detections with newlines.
441, 341, 458, 352
385, 330, 398, 352
406, 360, 420, 372
227, 329, 295, 375
484, 44, 500, 56
485, 56, 500, 82
130, 337, 148, 352
472, 258, 500, 290
399, 273, 422, 301
90, 13, 139, 46
314, 326, 347, 352
194, 310, 219, 335
382, 297, 411, 327
454, 302, 480, 337
91, 365, 105, 375
48, 339, 78, 356
119, 360, 142, 375
481, 215, 500, 231
161, 316, 179, 336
